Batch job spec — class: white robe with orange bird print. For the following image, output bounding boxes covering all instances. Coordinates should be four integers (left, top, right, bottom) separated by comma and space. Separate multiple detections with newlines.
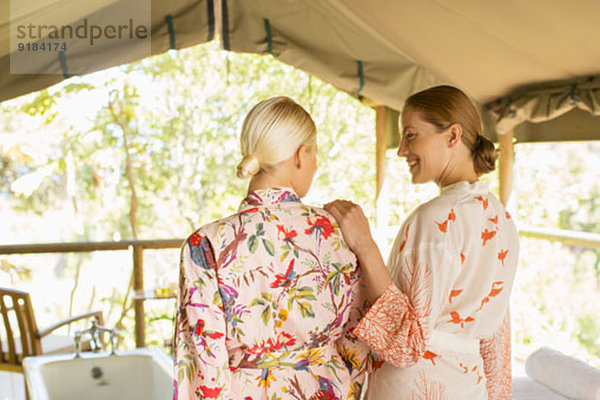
355, 181, 519, 400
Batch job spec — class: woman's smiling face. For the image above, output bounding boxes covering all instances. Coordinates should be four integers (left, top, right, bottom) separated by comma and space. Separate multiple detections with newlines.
398, 108, 451, 185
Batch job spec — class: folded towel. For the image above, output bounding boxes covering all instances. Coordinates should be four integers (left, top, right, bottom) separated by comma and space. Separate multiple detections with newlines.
512, 376, 568, 400
525, 347, 600, 400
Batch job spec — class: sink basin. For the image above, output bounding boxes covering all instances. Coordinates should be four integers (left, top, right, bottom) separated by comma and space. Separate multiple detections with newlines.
23, 347, 173, 400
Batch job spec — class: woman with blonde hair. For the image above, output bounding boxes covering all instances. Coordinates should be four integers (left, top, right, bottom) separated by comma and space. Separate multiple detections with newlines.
173, 96, 370, 399
325, 85, 519, 399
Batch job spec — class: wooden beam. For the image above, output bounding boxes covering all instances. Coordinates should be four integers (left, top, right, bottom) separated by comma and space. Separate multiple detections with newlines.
498, 129, 515, 206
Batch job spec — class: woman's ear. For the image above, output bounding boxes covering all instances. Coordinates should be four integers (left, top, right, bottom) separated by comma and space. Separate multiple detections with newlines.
448, 123, 463, 148
294, 144, 306, 169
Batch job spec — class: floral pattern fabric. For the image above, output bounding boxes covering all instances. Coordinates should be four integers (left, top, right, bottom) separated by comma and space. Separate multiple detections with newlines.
173, 187, 370, 400
354, 181, 519, 400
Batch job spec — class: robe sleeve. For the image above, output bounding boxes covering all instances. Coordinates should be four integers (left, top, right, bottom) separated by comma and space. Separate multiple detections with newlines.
354, 209, 461, 368
334, 266, 371, 399
480, 308, 512, 400
173, 233, 231, 400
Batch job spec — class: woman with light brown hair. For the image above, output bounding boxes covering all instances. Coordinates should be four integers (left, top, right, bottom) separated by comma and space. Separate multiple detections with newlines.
325, 85, 519, 399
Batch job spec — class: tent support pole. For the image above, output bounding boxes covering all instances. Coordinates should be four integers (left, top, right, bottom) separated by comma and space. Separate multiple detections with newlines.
375, 106, 388, 201
498, 129, 514, 206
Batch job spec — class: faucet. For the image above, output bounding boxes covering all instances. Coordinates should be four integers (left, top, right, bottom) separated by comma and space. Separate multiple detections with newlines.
74, 317, 122, 358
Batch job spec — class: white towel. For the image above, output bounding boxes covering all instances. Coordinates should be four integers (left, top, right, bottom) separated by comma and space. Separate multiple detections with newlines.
525, 347, 600, 400
512, 376, 568, 400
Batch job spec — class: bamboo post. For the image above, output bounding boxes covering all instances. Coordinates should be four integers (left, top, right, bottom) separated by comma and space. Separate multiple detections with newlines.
498, 129, 515, 206
497, 129, 515, 376
375, 106, 388, 201
133, 244, 145, 347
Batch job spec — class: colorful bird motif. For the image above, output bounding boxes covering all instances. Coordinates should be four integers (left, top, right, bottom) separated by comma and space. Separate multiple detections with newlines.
193, 318, 224, 340
270, 259, 296, 288
191, 318, 225, 360
277, 225, 298, 241
188, 233, 214, 270
305, 215, 335, 240
309, 376, 340, 400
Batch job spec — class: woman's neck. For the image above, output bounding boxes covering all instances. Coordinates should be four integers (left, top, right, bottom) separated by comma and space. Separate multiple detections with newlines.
247, 171, 293, 194
436, 157, 478, 188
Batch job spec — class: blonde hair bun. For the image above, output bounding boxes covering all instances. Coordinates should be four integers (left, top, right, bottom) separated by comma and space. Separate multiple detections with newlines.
237, 96, 317, 179
236, 154, 260, 179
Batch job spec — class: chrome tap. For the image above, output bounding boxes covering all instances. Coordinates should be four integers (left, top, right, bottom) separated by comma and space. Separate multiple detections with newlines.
74, 317, 122, 358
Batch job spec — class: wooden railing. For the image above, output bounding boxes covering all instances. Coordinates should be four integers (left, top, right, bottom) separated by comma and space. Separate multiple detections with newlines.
519, 226, 600, 249
1, 226, 598, 347
0, 239, 184, 347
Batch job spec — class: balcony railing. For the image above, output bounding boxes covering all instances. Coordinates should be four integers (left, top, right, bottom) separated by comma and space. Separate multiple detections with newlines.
1, 226, 598, 347
0, 239, 184, 347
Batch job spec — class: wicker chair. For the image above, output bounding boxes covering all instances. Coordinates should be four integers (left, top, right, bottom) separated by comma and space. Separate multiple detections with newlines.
0, 287, 104, 373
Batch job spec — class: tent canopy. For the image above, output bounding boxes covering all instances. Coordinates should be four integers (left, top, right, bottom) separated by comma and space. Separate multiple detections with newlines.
2, 0, 600, 142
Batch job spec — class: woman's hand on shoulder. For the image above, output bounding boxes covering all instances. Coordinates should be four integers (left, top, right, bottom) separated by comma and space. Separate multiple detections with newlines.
325, 199, 392, 300
324, 199, 377, 255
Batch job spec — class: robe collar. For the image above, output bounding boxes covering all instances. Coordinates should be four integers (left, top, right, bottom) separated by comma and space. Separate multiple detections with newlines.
238, 186, 302, 212
440, 180, 490, 196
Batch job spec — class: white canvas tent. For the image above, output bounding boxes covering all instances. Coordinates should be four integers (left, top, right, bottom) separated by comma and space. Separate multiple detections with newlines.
2, 0, 600, 143
2, 4, 600, 391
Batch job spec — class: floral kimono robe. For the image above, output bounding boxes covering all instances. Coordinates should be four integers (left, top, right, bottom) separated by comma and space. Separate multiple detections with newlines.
174, 187, 370, 400
355, 181, 519, 400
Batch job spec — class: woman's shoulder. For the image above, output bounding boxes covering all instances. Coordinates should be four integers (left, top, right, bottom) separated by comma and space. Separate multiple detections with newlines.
183, 212, 243, 244
409, 194, 455, 224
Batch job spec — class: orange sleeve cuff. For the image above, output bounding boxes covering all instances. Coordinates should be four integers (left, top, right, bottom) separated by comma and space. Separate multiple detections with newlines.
354, 284, 426, 368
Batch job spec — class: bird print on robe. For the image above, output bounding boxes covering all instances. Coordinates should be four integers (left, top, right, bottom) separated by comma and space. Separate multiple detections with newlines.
269, 259, 296, 288
174, 187, 370, 400
353, 181, 518, 400
309, 376, 340, 400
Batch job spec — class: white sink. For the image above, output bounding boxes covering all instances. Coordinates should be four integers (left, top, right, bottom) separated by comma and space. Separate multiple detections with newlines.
23, 347, 173, 400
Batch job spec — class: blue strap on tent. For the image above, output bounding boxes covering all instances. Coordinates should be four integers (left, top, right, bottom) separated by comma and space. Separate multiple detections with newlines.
263, 18, 273, 54
166, 14, 175, 49
569, 83, 577, 105
58, 51, 69, 78
221, 0, 230, 50
206, 0, 215, 41
357, 60, 365, 95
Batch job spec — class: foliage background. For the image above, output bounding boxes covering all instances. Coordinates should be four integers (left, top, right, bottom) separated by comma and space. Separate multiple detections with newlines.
1, 41, 598, 370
